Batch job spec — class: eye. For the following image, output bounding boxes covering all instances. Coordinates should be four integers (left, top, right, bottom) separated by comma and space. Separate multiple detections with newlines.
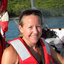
37, 26, 42, 28
28, 26, 32, 29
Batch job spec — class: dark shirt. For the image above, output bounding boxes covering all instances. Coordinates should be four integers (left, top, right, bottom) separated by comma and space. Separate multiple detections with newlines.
39, 60, 43, 64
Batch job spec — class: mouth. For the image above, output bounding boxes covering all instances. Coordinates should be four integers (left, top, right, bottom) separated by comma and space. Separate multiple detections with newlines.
30, 35, 38, 40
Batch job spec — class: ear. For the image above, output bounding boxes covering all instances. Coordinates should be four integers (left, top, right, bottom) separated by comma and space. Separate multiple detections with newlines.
18, 25, 23, 33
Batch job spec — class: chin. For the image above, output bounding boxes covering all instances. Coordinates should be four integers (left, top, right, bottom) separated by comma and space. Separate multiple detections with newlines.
31, 40, 38, 44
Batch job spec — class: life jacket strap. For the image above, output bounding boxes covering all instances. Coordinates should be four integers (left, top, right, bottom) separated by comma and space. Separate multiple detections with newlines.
40, 45, 45, 64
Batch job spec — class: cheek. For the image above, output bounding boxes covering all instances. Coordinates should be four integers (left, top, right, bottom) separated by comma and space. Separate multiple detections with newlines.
23, 29, 31, 36
38, 29, 42, 35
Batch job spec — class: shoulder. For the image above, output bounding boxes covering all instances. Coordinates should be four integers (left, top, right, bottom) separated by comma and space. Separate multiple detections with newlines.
4, 45, 18, 56
1, 45, 19, 64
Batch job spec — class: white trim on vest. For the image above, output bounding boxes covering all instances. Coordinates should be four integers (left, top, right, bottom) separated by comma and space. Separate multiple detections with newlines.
41, 38, 51, 55
10, 39, 31, 61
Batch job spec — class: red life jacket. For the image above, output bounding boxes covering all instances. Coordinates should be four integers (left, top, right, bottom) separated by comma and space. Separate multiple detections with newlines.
0, 33, 5, 64
0, 0, 8, 14
8, 38, 54, 64
0, 0, 9, 37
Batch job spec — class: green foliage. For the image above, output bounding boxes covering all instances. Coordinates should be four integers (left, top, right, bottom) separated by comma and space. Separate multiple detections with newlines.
8, 0, 31, 17
7, 0, 64, 17
35, 0, 64, 8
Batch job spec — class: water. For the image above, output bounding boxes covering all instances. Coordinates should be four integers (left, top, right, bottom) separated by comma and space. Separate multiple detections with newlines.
43, 17, 64, 28
5, 17, 64, 41
5, 20, 19, 41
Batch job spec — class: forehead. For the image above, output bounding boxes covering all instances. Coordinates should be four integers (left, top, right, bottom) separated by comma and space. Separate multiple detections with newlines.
22, 14, 41, 24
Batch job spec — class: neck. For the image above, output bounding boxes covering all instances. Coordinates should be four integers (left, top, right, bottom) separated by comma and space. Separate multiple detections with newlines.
22, 37, 37, 48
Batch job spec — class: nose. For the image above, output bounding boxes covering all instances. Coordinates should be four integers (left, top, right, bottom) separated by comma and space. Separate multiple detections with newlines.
33, 27, 38, 34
